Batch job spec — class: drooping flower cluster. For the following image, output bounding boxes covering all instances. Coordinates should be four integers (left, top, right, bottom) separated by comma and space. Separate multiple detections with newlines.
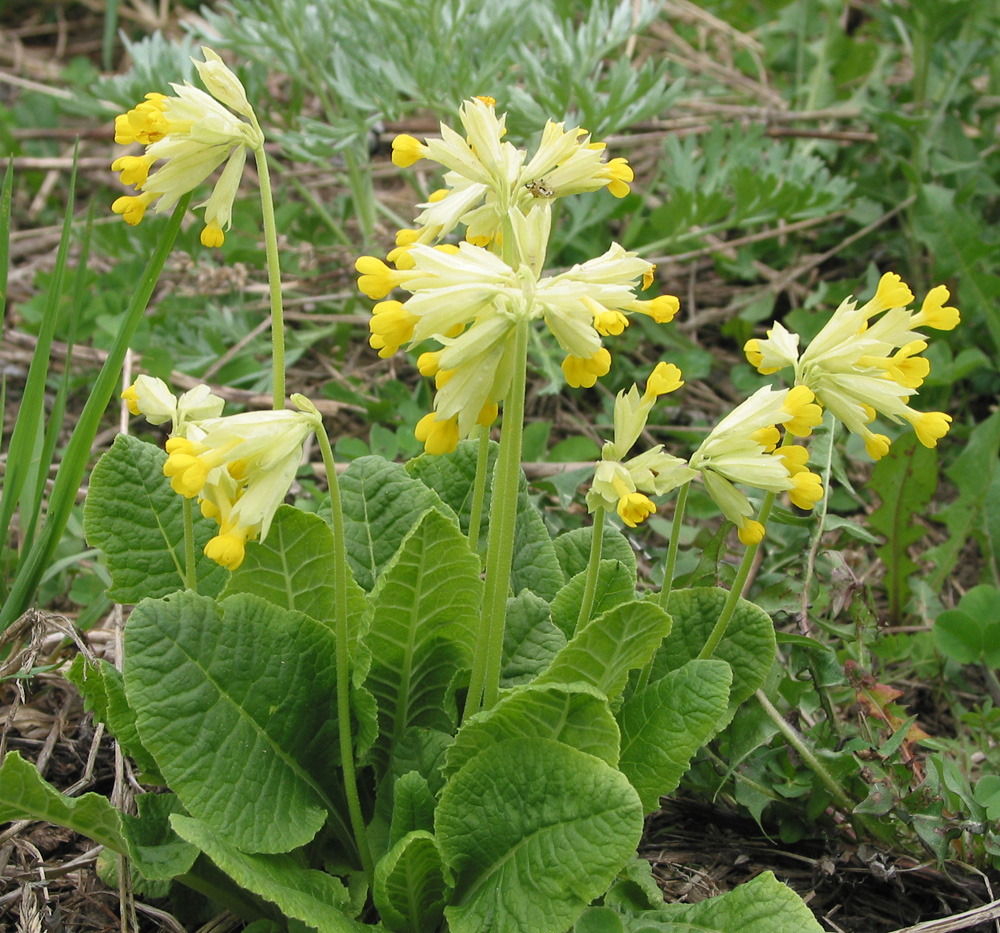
389, 96, 634, 250
689, 386, 825, 545
111, 48, 262, 247
357, 206, 678, 453
744, 272, 959, 459
587, 363, 695, 526
123, 377, 320, 570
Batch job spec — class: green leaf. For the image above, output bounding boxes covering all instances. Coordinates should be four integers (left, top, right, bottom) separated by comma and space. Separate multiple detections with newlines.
501, 590, 566, 687
867, 432, 938, 622
550, 559, 637, 638
170, 814, 363, 932
626, 871, 823, 931
389, 771, 437, 847
407, 440, 563, 602
553, 525, 636, 582
124, 590, 351, 855
65, 656, 161, 780
373, 830, 450, 933
121, 793, 199, 882
444, 682, 621, 778
339, 455, 453, 590
0, 751, 125, 853
934, 586, 1000, 666
436, 738, 643, 933
618, 660, 732, 812
535, 600, 672, 700
575, 907, 625, 933
653, 588, 774, 722
84, 434, 228, 602
224, 505, 369, 650
364, 509, 483, 775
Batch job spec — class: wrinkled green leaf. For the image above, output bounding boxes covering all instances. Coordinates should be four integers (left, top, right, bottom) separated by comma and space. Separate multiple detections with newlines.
436, 737, 642, 933
171, 814, 361, 931
445, 682, 621, 778
0, 751, 124, 853
389, 771, 437, 847
618, 660, 732, 812
373, 830, 450, 933
121, 793, 199, 882
536, 600, 672, 699
501, 590, 565, 687
124, 590, 351, 854
364, 509, 482, 774
553, 525, 636, 583
550, 559, 636, 638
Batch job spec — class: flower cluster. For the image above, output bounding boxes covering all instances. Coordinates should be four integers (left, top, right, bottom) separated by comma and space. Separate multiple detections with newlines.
358, 207, 677, 453
111, 48, 262, 247
744, 272, 959, 459
587, 363, 694, 526
123, 377, 320, 570
389, 96, 634, 250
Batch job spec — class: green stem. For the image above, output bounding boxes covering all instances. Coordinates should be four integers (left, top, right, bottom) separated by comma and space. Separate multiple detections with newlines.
182, 497, 197, 590
467, 426, 491, 555
0, 195, 192, 633
754, 688, 855, 812
253, 145, 286, 409
575, 506, 605, 632
656, 480, 690, 610
316, 426, 374, 887
465, 317, 530, 719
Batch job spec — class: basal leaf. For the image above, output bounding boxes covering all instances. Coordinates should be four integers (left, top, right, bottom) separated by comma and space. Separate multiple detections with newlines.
339, 455, 453, 591
389, 771, 437, 847
535, 600, 672, 700
501, 591, 565, 687
550, 559, 636, 638
84, 434, 228, 602
124, 590, 351, 855
0, 751, 125, 853
436, 737, 642, 933
121, 793, 199, 882
364, 509, 482, 775
553, 525, 636, 582
653, 588, 774, 723
170, 814, 363, 932
510, 486, 563, 603
373, 830, 450, 933
627, 871, 823, 932
444, 682, 621, 778
618, 660, 732, 812
224, 505, 369, 650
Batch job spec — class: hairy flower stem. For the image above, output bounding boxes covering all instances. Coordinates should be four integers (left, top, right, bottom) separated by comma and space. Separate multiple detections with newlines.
698, 430, 795, 661
465, 316, 530, 719
467, 426, 491, 555
253, 146, 286, 409
575, 506, 605, 632
754, 688, 855, 812
656, 480, 690, 610
316, 426, 374, 887
182, 498, 197, 590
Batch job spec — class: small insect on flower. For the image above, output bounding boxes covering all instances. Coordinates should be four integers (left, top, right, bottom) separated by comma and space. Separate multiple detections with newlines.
524, 179, 554, 199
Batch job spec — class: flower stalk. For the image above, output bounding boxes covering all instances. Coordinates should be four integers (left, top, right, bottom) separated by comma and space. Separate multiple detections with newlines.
253, 145, 287, 409
576, 505, 605, 632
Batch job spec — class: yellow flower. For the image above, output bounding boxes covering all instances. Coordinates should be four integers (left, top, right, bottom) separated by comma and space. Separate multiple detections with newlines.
393, 97, 636, 246
586, 364, 695, 525
110, 47, 262, 247
121, 376, 225, 435
161, 396, 321, 568
744, 272, 959, 458
690, 387, 824, 544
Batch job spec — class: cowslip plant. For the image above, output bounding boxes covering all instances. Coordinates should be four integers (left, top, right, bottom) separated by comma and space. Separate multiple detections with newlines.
0, 58, 960, 933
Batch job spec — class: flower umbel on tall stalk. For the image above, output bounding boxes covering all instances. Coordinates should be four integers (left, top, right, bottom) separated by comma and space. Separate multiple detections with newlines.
160, 394, 322, 569
122, 374, 225, 436
689, 386, 824, 545
111, 47, 263, 248
357, 206, 678, 454
587, 363, 696, 527
388, 96, 634, 250
744, 272, 959, 459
